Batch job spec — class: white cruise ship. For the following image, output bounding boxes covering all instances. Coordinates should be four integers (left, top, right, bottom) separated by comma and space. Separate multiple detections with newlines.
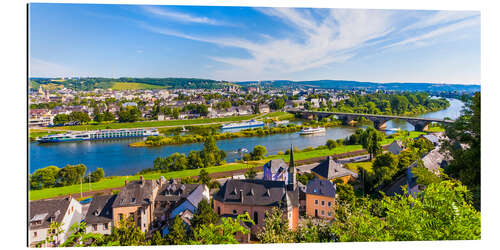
298, 127, 326, 135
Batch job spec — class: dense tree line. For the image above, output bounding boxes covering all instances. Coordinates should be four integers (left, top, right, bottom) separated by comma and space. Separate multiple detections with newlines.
29, 164, 105, 190
53, 111, 91, 125
440, 92, 481, 209
325, 92, 450, 116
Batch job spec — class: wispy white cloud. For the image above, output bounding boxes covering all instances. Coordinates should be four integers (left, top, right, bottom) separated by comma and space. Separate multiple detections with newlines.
142, 6, 235, 26
383, 14, 480, 49
138, 8, 479, 80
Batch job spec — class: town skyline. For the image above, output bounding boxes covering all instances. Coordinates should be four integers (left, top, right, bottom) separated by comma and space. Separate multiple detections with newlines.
29, 4, 480, 84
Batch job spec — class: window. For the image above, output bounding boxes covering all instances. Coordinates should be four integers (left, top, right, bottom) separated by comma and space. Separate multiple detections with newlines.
34, 231, 37, 237
104, 223, 109, 230
119, 213, 124, 221
328, 211, 332, 217
232, 210, 237, 215
254, 211, 259, 225
92, 224, 97, 231
315, 200, 318, 205
321, 210, 325, 216
217, 207, 221, 215
321, 200, 325, 206
328, 201, 332, 207
129, 212, 135, 221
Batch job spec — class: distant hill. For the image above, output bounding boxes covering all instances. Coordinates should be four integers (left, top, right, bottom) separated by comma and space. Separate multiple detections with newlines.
238, 80, 481, 93
29, 77, 232, 91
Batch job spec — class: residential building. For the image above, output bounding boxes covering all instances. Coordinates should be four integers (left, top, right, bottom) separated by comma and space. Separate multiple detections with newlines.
29, 196, 84, 247
111, 176, 160, 232
262, 159, 289, 183
84, 195, 116, 235
213, 148, 299, 236
310, 156, 358, 183
305, 178, 336, 219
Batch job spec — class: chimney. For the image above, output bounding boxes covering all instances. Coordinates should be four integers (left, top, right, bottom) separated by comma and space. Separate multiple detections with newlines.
67, 194, 72, 200
240, 189, 244, 203
125, 179, 129, 186
140, 175, 144, 185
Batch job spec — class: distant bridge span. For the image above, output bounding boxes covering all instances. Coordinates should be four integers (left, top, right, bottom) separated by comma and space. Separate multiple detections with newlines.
288, 110, 455, 131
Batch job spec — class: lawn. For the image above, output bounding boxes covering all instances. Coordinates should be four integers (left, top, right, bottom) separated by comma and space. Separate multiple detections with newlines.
51, 112, 286, 131
29, 162, 260, 200
345, 161, 374, 174
111, 82, 167, 90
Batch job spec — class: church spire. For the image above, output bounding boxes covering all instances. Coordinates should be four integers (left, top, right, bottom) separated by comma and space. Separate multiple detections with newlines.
288, 144, 296, 190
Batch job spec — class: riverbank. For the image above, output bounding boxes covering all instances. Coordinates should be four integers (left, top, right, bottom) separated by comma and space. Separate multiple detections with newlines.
130, 120, 342, 147
45, 112, 281, 131
29, 130, 424, 200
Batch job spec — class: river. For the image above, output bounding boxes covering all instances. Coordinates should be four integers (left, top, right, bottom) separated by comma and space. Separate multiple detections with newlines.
29, 98, 464, 176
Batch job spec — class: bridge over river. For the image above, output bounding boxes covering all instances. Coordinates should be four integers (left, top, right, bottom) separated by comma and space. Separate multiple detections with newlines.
289, 110, 455, 131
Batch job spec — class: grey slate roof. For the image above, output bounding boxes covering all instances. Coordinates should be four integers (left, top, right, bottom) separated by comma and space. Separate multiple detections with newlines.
420, 134, 440, 144
306, 178, 336, 198
84, 195, 116, 224
112, 179, 157, 208
29, 197, 71, 230
264, 159, 288, 175
387, 140, 404, 155
213, 179, 297, 207
311, 156, 358, 179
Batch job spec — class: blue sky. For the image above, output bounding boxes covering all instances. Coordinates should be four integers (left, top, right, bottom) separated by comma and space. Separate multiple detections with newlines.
29, 4, 480, 84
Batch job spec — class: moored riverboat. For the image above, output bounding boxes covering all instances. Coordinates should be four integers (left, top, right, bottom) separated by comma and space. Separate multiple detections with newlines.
37, 128, 159, 143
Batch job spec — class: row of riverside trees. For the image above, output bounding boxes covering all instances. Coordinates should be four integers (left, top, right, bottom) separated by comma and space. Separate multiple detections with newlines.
29, 164, 104, 190
149, 136, 226, 173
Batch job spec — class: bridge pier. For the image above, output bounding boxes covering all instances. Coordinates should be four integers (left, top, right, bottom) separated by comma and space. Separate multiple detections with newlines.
370, 117, 392, 130
408, 120, 431, 132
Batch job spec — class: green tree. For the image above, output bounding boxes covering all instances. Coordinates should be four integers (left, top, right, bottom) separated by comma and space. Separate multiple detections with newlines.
30, 166, 60, 190
440, 93, 481, 209
244, 167, 257, 179
361, 127, 383, 160
270, 98, 286, 110
198, 169, 211, 185
257, 207, 295, 243
372, 153, 398, 191
103, 111, 115, 121
250, 145, 267, 160
89, 168, 105, 182
331, 181, 480, 241
168, 215, 188, 245
295, 219, 335, 242
326, 139, 338, 149
150, 231, 168, 245
69, 111, 91, 124
190, 199, 219, 230
56, 164, 87, 187
411, 161, 441, 186
187, 151, 204, 169
336, 182, 356, 205
108, 217, 149, 246
118, 106, 142, 122
190, 213, 254, 244
53, 114, 70, 125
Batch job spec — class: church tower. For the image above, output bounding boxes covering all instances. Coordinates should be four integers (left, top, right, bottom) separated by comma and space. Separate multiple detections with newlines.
288, 144, 296, 190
